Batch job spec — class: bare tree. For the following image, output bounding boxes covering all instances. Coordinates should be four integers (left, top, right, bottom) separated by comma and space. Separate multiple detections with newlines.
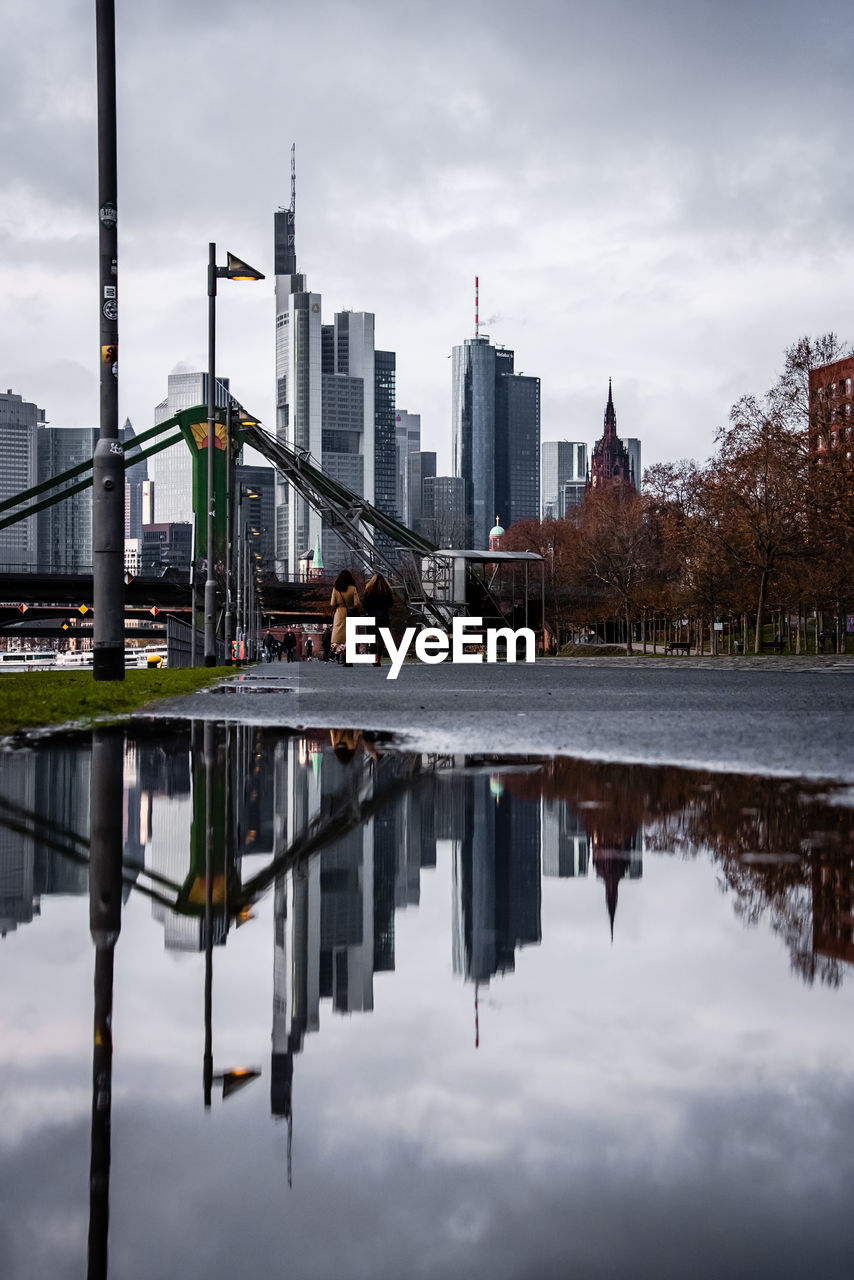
577, 487, 658, 654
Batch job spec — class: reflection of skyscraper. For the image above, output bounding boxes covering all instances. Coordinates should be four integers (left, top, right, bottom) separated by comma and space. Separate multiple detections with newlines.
0, 743, 93, 937
0, 752, 37, 936
541, 798, 589, 878
271, 738, 445, 1132
452, 775, 541, 983
435, 771, 467, 842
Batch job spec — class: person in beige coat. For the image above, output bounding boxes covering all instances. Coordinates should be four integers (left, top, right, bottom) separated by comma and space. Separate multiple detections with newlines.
330, 569, 361, 663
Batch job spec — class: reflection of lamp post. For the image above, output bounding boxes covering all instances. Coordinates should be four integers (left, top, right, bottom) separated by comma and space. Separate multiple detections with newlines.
205, 248, 264, 666
200, 722, 261, 1106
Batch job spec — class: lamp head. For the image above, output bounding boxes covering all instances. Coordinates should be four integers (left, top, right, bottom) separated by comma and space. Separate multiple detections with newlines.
222, 251, 265, 282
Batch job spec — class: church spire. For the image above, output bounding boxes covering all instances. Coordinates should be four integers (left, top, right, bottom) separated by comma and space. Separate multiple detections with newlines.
604, 378, 616, 435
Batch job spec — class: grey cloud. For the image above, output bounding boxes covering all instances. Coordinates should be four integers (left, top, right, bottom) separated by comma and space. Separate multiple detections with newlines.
2, 1073, 854, 1279
2, 0, 853, 458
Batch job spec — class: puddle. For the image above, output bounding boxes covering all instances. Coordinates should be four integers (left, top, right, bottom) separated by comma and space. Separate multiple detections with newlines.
1, 722, 853, 1278
213, 684, 294, 694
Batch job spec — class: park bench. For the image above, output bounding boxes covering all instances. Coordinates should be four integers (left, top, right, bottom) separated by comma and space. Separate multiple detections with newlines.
664, 641, 692, 655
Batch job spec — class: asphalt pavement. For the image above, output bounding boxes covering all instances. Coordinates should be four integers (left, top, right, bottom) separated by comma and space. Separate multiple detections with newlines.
144, 654, 854, 783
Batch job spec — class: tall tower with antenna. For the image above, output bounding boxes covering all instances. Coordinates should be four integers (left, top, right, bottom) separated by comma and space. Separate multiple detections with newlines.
274, 144, 322, 574
452, 278, 541, 546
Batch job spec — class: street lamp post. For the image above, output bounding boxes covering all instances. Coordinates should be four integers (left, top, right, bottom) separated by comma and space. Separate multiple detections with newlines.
204, 249, 264, 667
224, 404, 234, 664
226, 415, 260, 664
234, 484, 259, 662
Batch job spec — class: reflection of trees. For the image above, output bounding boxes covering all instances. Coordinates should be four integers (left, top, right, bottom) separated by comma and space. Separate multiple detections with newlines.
496, 755, 853, 988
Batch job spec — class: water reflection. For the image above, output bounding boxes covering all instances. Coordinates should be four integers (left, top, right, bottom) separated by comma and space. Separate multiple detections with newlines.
1, 725, 853, 1278
3, 727, 852, 988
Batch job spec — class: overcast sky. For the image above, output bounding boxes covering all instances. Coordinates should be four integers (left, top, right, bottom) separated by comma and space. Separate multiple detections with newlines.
2, 0, 852, 474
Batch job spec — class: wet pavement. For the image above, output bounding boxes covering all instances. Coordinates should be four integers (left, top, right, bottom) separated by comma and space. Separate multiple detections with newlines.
147, 656, 854, 782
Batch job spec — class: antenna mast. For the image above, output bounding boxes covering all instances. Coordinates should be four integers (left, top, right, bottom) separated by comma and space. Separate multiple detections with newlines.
290, 143, 296, 214
475, 276, 479, 339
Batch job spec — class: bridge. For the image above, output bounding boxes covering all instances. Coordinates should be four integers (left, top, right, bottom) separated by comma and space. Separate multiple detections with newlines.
1, 402, 543, 652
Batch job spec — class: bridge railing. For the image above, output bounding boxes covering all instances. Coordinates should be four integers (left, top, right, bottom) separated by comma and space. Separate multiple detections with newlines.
166, 615, 225, 668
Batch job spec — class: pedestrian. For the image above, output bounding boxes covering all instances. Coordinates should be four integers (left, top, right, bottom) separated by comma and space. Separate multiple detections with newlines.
276, 638, 284, 662
284, 629, 296, 662
304, 636, 314, 661
321, 625, 332, 663
330, 569, 361, 664
363, 571, 395, 666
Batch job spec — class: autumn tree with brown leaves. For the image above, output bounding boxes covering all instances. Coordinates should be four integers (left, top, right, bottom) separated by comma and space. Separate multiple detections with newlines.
575, 486, 658, 654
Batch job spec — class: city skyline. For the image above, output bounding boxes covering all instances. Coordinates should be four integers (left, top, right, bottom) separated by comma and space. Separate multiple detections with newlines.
2, 1, 851, 480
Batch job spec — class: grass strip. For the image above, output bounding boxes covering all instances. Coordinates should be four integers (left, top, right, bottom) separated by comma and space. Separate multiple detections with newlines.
0, 667, 232, 736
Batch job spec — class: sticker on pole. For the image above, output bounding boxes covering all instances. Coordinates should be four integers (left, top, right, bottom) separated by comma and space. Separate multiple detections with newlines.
99, 203, 117, 227
103, 299, 118, 321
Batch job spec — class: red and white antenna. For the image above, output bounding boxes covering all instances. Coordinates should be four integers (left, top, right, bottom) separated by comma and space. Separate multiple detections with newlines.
475, 276, 480, 338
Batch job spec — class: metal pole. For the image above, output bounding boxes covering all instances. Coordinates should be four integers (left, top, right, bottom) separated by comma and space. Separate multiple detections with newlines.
93, 0, 124, 681
190, 523, 196, 667
204, 242, 218, 666
224, 405, 234, 664
235, 489, 241, 659
541, 561, 545, 655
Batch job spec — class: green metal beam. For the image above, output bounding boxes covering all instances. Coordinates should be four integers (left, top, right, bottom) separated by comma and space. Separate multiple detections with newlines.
0, 413, 186, 517
0, 432, 183, 531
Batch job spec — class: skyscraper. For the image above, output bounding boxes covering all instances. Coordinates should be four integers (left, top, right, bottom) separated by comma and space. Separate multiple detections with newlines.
37, 425, 98, 573
150, 371, 230, 525
318, 310, 389, 570
422, 475, 466, 546
274, 158, 399, 573
0, 389, 44, 570
235, 464, 276, 569
452, 336, 540, 547
625, 438, 642, 491
0, 391, 102, 574
495, 362, 541, 528
541, 441, 587, 519
122, 418, 148, 540
374, 350, 397, 519
394, 410, 421, 520
274, 178, 322, 575
405, 449, 436, 535
452, 337, 496, 549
